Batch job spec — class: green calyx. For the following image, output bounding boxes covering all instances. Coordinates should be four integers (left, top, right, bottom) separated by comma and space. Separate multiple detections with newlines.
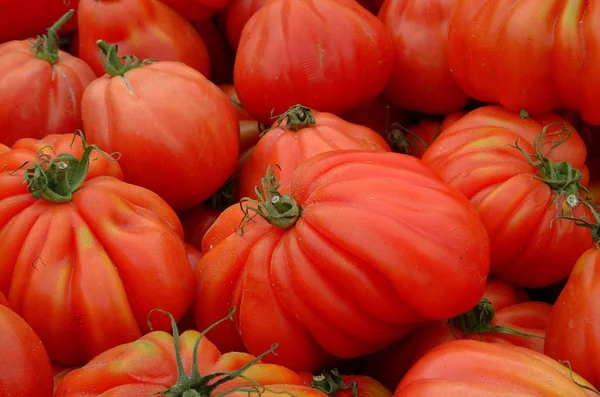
97, 40, 153, 77
274, 104, 317, 132
30, 9, 75, 64
311, 369, 358, 397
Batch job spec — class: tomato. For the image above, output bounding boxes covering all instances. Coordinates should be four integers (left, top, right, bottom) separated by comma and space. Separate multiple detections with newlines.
338, 95, 414, 138
236, 105, 391, 199
160, 0, 231, 21
544, 246, 600, 390
233, 0, 394, 124
77, 0, 210, 77
0, 11, 96, 146
222, 0, 267, 50
447, 0, 600, 125
0, 1, 78, 43
194, 19, 235, 85
194, 150, 490, 371
0, 298, 54, 397
395, 339, 598, 396
310, 370, 392, 397
422, 105, 593, 288
0, 133, 195, 366
379, 0, 468, 114
81, 42, 240, 211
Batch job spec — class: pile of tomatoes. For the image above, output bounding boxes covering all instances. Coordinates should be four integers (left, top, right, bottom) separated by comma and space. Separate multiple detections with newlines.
1, 1, 600, 396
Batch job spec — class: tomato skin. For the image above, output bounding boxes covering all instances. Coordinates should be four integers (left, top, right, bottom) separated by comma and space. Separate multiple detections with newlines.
422, 105, 593, 288
0, 40, 96, 146
223, 0, 267, 50
179, 204, 223, 251
81, 61, 240, 211
77, 0, 210, 77
338, 95, 414, 137
195, 150, 490, 371
0, 2, 79, 42
447, 0, 600, 125
160, 0, 231, 20
395, 339, 598, 396
194, 19, 235, 85
0, 134, 195, 366
233, 0, 394, 124
0, 302, 54, 397
399, 111, 465, 158
544, 247, 600, 389
379, 0, 468, 114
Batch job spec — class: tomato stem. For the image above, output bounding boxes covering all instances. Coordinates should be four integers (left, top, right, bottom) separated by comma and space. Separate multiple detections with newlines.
312, 369, 358, 397
96, 40, 153, 77
30, 9, 74, 64
274, 104, 317, 132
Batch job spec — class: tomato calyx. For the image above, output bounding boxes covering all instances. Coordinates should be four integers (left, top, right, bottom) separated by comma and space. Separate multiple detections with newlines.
97, 40, 153, 77
312, 369, 358, 397
447, 298, 544, 340
149, 307, 280, 397
29, 9, 74, 65
237, 164, 301, 235
273, 104, 317, 132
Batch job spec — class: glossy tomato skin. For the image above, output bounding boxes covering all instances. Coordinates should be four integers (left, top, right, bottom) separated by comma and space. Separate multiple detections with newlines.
234, 0, 394, 124
447, 0, 600, 125
0, 40, 96, 146
77, 0, 210, 77
0, 134, 195, 366
195, 150, 490, 371
161, 0, 231, 20
544, 247, 600, 389
394, 339, 598, 396
379, 0, 468, 114
81, 61, 240, 211
0, 298, 54, 397
0, 2, 79, 43
422, 105, 593, 288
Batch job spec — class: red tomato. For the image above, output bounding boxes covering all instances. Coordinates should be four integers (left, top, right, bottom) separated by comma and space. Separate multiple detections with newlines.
395, 339, 598, 396
0, 2, 78, 43
237, 105, 391, 199
81, 44, 240, 211
0, 11, 96, 146
0, 133, 195, 366
0, 300, 54, 397
195, 150, 490, 371
160, 0, 231, 20
379, 0, 468, 114
233, 0, 394, 124
194, 19, 235, 85
77, 0, 210, 77
422, 105, 593, 288
447, 0, 600, 125
544, 246, 600, 389
222, 0, 267, 49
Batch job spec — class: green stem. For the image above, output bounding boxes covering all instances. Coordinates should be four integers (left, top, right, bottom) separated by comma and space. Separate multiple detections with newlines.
312, 369, 358, 397
96, 40, 152, 77
30, 9, 75, 64
274, 104, 317, 132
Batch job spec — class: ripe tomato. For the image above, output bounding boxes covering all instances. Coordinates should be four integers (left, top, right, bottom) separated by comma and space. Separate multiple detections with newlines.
422, 105, 593, 288
0, 1, 78, 43
0, 133, 195, 366
195, 150, 490, 371
379, 0, 468, 114
81, 43, 240, 211
77, 0, 210, 77
222, 0, 267, 49
236, 105, 391, 199
544, 246, 600, 390
0, 11, 95, 146
160, 0, 231, 20
234, 0, 393, 124
447, 0, 600, 125
395, 339, 598, 396
0, 298, 54, 397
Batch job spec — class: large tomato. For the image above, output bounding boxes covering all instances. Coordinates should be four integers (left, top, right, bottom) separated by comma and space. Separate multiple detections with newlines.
81, 42, 240, 211
422, 105, 593, 288
77, 0, 210, 77
544, 246, 600, 389
394, 339, 598, 396
194, 150, 490, 371
447, 0, 600, 125
379, 0, 468, 114
0, 133, 195, 366
236, 105, 391, 199
0, 11, 96, 146
0, 292, 53, 397
0, 1, 78, 43
233, 0, 394, 124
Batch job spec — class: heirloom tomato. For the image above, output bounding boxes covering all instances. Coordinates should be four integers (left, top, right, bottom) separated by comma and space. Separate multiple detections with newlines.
81, 42, 240, 211
0, 1, 78, 43
195, 150, 490, 371
0, 133, 194, 366
237, 105, 391, 199
422, 105, 593, 288
233, 0, 393, 124
379, 0, 468, 114
395, 339, 598, 396
0, 11, 95, 146
77, 0, 210, 77
447, 0, 600, 125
